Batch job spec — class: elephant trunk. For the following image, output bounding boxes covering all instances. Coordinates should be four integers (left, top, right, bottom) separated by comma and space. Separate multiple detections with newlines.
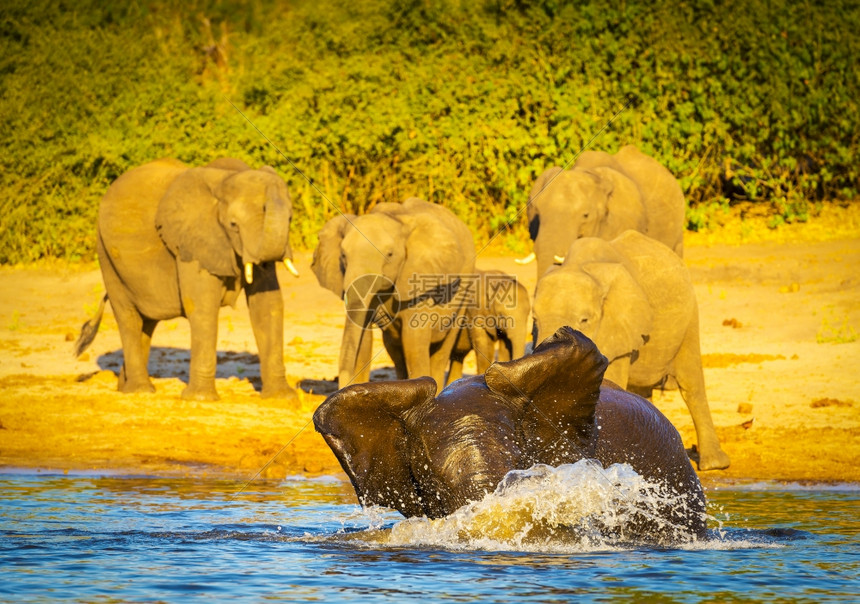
534, 230, 571, 279
242, 194, 296, 283
257, 194, 292, 262
338, 313, 372, 387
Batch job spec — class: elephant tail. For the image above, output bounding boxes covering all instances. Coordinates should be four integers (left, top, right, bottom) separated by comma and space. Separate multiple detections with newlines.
73, 294, 107, 357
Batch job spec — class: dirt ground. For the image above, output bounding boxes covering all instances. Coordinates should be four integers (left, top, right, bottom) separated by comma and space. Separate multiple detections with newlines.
1, 208, 858, 490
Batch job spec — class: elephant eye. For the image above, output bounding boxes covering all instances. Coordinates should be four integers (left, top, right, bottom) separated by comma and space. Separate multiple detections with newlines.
582, 212, 589, 219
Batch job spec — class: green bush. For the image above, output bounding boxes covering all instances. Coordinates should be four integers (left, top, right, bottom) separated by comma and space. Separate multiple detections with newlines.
1, 0, 857, 263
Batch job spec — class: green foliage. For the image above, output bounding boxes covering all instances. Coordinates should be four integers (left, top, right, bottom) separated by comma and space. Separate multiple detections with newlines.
1, 0, 858, 263
816, 306, 858, 344
686, 198, 731, 233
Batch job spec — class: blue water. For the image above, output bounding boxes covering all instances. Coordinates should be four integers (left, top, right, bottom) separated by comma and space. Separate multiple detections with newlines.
1, 470, 857, 602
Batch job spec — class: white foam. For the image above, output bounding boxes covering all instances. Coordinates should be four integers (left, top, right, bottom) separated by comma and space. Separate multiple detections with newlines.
348, 460, 710, 553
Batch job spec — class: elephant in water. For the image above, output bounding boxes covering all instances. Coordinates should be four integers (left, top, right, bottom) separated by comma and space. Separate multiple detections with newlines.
312, 198, 475, 391
314, 327, 707, 541
532, 230, 730, 471
519, 145, 685, 278
75, 158, 299, 400
447, 269, 531, 384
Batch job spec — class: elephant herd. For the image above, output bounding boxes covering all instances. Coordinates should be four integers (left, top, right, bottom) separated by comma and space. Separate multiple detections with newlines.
76, 146, 730, 540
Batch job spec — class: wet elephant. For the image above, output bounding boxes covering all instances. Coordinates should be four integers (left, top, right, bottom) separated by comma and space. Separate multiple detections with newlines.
314, 326, 707, 541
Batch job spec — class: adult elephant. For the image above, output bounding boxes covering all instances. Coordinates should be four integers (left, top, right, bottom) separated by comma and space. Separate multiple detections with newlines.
312, 197, 475, 390
447, 269, 531, 384
520, 145, 685, 278
75, 158, 299, 400
314, 327, 707, 541
532, 230, 729, 470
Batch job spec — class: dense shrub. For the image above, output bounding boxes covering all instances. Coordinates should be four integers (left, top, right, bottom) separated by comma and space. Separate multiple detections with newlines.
1, 0, 857, 263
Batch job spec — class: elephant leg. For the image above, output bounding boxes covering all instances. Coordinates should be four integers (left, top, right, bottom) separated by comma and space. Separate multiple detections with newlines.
496, 335, 512, 364
382, 328, 408, 380
245, 262, 295, 399
102, 269, 156, 393
447, 328, 470, 385
471, 327, 496, 375
135, 318, 158, 383
674, 319, 730, 471
447, 356, 465, 385
402, 321, 433, 383
140, 318, 157, 362
115, 310, 157, 393
428, 315, 465, 390
177, 260, 222, 401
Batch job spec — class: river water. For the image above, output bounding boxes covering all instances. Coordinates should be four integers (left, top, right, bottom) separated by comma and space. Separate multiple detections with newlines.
1, 464, 857, 602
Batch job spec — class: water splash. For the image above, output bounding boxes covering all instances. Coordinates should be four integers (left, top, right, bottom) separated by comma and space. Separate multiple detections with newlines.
350, 460, 705, 553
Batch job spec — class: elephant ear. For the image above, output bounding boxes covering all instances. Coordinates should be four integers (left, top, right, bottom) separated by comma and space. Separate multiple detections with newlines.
382, 199, 472, 303
582, 261, 652, 362
155, 167, 239, 277
311, 213, 357, 298
313, 377, 437, 516
484, 326, 608, 462
527, 166, 563, 240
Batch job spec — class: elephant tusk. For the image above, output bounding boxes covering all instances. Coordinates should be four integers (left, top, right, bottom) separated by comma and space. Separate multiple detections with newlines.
244, 262, 254, 284
284, 258, 300, 277
515, 252, 536, 265
554, 255, 565, 264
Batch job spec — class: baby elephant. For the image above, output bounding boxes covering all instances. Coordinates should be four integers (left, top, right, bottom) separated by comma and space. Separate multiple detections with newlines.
314, 327, 707, 541
447, 269, 531, 384
533, 230, 729, 470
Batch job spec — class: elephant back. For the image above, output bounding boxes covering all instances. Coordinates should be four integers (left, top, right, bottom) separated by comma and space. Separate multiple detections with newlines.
97, 159, 189, 318
98, 160, 189, 256
99, 160, 188, 233
613, 146, 686, 257
377, 198, 476, 275
204, 157, 252, 172
593, 385, 706, 535
610, 231, 691, 297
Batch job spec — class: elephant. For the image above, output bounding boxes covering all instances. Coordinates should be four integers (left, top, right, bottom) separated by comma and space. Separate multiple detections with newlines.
74, 158, 299, 400
519, 145, 685, 278
312, 197, 475, 390
313, 326, 707, 541
532, 230, 730, 470
447, 269, 531, 384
